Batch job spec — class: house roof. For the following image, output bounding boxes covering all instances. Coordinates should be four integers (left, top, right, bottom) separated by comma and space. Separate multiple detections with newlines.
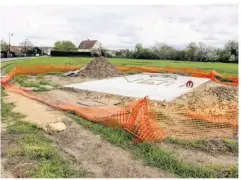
78, 40, 97, 49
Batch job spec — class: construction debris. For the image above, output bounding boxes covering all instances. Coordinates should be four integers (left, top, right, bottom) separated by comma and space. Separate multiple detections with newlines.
63, 70, 80, 77
78, 56, 123, 79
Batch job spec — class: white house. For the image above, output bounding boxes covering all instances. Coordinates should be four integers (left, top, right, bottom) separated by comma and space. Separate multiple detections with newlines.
78, 39, 101, 52
42, 47, 53, 56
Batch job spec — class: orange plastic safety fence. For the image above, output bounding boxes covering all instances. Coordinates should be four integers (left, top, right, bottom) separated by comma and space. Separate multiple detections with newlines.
116, 66, 238, 86
1, 64, 238, 142
1, 65, 165, 143
97, 97, 166, 143
1, 65, 81, 84
2, 64, 238, 86
180, 109, 238, 129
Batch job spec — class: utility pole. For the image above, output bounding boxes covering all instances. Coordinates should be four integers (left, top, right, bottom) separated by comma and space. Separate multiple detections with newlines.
25, 38, 28, 55
35, 42, 38, 56
8, 33, 13, 53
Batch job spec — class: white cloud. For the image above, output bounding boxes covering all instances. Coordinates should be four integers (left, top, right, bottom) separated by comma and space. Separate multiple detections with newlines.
0, 5, 238, 49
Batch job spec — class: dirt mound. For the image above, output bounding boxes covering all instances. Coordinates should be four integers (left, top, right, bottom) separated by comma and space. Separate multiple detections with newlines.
78, 57, 123, 79
209, 86, 238, 102
177, 84, 238, 116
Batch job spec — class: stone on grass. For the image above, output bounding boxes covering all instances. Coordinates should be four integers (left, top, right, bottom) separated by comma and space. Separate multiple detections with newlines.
47, 122, 66, 132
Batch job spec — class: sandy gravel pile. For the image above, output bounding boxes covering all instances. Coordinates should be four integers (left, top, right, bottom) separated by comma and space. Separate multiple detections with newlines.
182, 85, 238, 116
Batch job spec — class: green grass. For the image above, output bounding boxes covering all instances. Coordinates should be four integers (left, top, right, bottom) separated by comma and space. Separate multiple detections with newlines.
13, 75, 57, 92
165, 137, 238, 155
1, 57, 238, 76
68, 113, 238, 178
7, 121, 41, 134
207, 164, 238, 178
1, 92, 90, 178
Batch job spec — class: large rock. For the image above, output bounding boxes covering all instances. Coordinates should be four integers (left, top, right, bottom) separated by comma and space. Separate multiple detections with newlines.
47, 122, 66, 132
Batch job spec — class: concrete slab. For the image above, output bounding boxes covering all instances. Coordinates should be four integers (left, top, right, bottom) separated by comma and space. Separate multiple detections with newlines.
64, 74, 210, 102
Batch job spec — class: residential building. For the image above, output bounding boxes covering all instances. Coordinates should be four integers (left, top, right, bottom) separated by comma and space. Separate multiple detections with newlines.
78, 39, 101, 52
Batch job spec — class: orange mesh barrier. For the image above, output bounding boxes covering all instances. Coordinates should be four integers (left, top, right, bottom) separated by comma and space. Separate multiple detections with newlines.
1, 65, 81, 84
2, 65, 238, 86
116, 66, 238, 86
1, 64, 238, 142
97, 97, 166, 143
1, 65, 165, 142
179, 109, 238, 129
2, 82, 165, 143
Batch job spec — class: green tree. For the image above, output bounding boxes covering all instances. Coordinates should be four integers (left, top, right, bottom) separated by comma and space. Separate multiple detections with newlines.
224, 40, 238, 62
185, 42, 198, 61
151, 43, 177, 59
1, 39, 8, 51
54, 41, 77, 51
135, 43, 144, 53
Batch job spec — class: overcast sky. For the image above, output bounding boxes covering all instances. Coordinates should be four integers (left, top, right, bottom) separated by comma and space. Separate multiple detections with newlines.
0, 5, 238, 49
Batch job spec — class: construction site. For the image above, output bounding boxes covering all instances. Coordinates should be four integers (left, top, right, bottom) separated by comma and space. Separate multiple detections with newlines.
1, 57, 238, 178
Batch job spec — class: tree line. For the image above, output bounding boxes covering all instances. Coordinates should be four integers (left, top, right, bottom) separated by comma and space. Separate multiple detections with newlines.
113, 41, 238, 63
1, 39, 238, 63
0, 39, 42, 56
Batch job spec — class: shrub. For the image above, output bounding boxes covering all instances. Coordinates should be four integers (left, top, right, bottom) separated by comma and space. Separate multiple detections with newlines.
134, 50, 160, 60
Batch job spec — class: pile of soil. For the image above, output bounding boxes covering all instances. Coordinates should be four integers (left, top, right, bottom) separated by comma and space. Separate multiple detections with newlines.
78, 56, 123, 79
180, 85, 238, 116
210, 86, 238, 102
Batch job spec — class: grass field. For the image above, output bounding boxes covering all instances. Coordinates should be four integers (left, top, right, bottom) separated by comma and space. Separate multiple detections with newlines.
1, 57, 238, 76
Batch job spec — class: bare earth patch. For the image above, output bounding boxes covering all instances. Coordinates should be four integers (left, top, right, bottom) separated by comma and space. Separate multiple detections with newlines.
157, 142, 238, 168
4, 92, 67, 132
1, 158, 14, 178
37, 88, 135, 107
40, 75, 91, 86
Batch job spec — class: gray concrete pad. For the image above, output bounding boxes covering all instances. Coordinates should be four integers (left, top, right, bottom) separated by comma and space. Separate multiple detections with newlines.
64, 74, 210, 102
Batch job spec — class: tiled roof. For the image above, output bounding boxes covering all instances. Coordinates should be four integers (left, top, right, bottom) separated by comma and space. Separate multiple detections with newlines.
78, 40, 97, 49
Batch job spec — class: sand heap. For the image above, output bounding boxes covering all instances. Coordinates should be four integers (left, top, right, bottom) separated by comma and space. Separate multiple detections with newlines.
79, 56, 123, 79
182, 85, 238, 116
